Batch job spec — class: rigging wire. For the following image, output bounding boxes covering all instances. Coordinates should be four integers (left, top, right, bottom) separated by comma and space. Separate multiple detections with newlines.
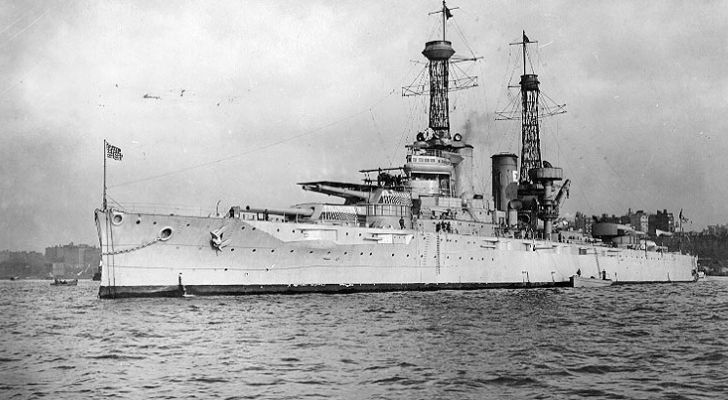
110, 91, 397, 189
525, 45, 537, 76
387, 16, 451, 167
451, 19, 477, 59
0, 4, 46, 36
106, 194, 123, 209
369, 107, 388, 159
0, 6, 51, 49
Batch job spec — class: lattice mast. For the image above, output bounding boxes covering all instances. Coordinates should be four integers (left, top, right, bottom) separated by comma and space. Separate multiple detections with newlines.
517, 31, 541, 184
423, 1, 457, 139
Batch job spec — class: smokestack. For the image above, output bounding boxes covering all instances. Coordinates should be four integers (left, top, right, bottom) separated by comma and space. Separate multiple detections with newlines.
491, 153, 519, 212
454, 146, 474, 200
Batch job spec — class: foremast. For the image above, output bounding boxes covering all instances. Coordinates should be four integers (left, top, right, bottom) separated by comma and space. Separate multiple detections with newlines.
282, 2, 493, 231
423, 1, 457, 140
403, 1, 478, 204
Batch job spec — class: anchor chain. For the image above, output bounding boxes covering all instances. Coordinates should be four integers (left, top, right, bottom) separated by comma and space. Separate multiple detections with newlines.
102, 237, 162, 256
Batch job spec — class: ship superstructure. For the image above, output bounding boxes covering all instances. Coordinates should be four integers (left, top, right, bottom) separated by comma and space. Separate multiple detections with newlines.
95, 2, 696, 298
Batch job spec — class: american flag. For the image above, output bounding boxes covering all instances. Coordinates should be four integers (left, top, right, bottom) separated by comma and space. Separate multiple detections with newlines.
106, 143, 123, 161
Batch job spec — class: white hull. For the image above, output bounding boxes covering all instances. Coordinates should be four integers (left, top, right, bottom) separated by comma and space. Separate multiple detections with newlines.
95, 209, 697, 298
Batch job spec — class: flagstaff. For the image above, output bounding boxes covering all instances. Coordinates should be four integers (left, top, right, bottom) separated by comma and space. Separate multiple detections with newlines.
103, 139, 107, 210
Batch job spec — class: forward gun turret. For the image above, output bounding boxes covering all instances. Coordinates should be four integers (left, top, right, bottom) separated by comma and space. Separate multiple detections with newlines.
299, 181, 372, 204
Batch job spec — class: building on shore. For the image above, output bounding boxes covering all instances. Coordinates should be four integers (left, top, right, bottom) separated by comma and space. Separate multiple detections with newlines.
627, 209, 649, 234
44, 243, 100, 278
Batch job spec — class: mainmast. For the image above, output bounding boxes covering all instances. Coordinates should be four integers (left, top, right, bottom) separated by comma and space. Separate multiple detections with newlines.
494, 32, 569, 240
517, 31, 542, 185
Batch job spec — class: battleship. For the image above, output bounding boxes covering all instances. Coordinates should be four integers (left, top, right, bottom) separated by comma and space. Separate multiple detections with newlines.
95, 3, 697, 298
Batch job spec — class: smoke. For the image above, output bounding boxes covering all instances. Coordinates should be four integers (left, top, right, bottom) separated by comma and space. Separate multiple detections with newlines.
454, 110, 513, 197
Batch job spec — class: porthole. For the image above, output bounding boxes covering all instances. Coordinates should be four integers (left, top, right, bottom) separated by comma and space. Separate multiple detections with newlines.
153, 221, 157, 225
159, 227, 173, 241
135, 219, 141, 225
111, 212, 124, 225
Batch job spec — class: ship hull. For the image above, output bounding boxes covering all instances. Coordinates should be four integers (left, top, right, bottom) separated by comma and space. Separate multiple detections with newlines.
95, 209, 697, 299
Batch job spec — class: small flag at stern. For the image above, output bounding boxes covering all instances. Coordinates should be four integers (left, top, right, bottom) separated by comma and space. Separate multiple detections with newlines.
106, 142, 123, 161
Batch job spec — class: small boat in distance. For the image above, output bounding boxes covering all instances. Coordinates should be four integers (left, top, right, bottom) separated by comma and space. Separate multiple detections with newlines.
50, 278, 78, 286
570, 275, 613, 288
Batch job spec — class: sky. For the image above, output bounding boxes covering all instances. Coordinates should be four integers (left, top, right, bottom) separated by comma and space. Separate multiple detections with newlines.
1, 0, 726, 251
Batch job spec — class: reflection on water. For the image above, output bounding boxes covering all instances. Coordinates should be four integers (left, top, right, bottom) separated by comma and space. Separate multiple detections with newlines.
1, 278, 727, 399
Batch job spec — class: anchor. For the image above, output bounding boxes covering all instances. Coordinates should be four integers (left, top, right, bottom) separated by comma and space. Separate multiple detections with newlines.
210, 225, 232, 251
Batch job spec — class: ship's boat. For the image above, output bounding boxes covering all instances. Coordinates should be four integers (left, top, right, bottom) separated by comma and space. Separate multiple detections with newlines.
95, 3, 697, 298
570, 275, 613, 288
51, 279, 78, 286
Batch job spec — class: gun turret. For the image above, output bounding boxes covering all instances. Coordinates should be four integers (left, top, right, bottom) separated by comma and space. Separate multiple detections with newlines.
300, 182, 372, 203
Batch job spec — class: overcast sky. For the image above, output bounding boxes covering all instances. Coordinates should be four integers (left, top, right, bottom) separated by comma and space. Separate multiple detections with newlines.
1, 0, 726, 251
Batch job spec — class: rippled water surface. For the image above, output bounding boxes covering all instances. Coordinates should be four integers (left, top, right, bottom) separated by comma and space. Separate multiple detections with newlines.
1, 278, 727, 399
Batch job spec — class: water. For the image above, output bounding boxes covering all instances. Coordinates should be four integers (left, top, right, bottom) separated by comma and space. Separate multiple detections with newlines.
1, 279, 727, 399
